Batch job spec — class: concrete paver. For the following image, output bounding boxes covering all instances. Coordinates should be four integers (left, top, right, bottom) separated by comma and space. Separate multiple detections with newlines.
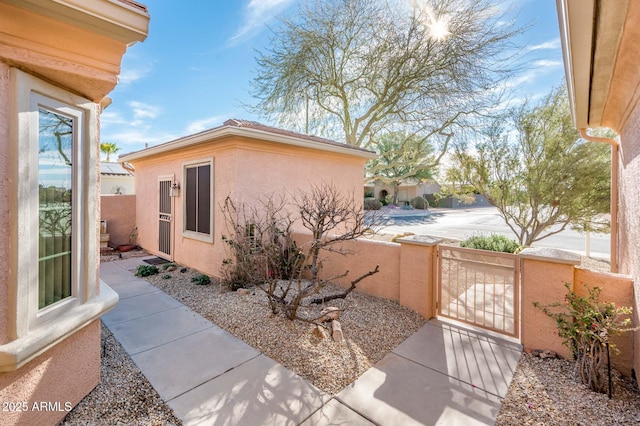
107, 277, 160, 300
107, 305, 214, 355
101, 290, 183, 326
392, 320, 521, 398
337, 353, 502, 426
301, 398, 375, 426
131, 326, 260, 401
167, 354, 329, 426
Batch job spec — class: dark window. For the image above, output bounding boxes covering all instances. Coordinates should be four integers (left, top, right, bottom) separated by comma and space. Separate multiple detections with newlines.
185, 163, 211, 235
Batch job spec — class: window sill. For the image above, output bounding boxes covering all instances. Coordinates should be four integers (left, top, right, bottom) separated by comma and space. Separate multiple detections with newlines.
182, 230, 214, 244
0, 280, 118, 372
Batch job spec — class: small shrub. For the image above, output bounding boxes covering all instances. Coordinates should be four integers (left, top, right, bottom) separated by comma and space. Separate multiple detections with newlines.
535, 284, 635, 394
162, 262, 176, 270
391, 232, 415, 243
364, 198, 382, 210
460, 234, 520, 253
162, 274, 172, 280
410, 196, 428, 209
135, 265, 159, 277
191, 274, 211, 285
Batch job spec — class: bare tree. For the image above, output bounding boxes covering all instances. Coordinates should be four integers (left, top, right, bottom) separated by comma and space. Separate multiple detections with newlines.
252, 0, 522, 149
220, 184, 380, 321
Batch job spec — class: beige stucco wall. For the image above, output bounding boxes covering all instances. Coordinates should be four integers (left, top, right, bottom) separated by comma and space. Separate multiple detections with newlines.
0, 320, 100, 426
0, 62, 9, 345
520, 257, 577, 359
574, 268, 634, 376
618, 97, 640, 377
101, 194, 137, 246
101, 175, 135, 195
295, 233, 403, 302
131, 136, 367, 277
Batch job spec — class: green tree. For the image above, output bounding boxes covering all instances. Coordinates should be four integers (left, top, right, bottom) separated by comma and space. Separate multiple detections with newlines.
100, 142, 120, 162
252, 0, 521, 148
447, 86, 611, 246
368, 131, 449, 204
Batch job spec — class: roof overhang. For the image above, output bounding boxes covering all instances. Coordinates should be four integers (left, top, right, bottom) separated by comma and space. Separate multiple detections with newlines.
557, 0, 632, 131
119, 126, 378, 163
2, 0, 149, 45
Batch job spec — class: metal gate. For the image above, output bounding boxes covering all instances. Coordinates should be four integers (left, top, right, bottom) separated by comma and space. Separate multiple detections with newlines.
437, 246, 519, 338
158, 178, 172, 258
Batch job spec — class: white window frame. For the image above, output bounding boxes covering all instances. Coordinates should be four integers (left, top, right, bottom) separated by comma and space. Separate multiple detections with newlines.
182, 158, 214, 243
10, 69, 98, 334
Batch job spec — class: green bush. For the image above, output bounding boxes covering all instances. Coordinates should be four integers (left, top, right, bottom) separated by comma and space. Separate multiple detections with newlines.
162, 274, 172, 280
191, 274, 211, 285
460, 234, 520, 253
364, 198, 382, 210
410, 196, 428, 209
535, 284, 635, 394
135, 265, 159, 277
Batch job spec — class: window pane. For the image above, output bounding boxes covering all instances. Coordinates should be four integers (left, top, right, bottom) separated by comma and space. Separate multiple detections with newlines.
197, 165, 210, 234
38, 108, 72, 309
185, 166, 197, 232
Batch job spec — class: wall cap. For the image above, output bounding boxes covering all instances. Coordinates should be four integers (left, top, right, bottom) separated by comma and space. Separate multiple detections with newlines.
519, 247, 581, 265
397, 235, 442, 247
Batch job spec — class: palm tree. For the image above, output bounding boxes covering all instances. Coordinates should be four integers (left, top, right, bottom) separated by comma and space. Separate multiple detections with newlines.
100, 142, 120, 162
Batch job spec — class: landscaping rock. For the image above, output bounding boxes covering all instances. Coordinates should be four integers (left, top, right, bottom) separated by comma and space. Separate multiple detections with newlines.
318, 306, 340, 323
540, 350, 557, 359
237, 288, 251, 295
331, 320, 343, 342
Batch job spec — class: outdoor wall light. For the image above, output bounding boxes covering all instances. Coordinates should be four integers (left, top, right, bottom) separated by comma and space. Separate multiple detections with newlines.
171, 181, 180, 197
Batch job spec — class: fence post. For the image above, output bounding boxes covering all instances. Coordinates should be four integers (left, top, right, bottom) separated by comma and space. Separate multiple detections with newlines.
519, 247, 580, 357
397, 235, 442, 320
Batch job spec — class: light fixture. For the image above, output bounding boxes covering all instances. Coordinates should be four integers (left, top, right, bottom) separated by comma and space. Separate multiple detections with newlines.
171, 181, 180, 197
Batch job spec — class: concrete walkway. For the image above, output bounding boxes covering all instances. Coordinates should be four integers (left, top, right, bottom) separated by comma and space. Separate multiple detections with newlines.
100, 257, 522, 425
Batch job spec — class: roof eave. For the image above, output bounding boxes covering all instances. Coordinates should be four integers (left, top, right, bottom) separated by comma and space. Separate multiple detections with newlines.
3, 0, 150, 45
119, 126, 378, 162
557, 0, 596, 130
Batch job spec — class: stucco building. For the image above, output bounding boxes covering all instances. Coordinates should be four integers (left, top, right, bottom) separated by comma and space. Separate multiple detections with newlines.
119, 119, 376, 279
0, 1, 149, 424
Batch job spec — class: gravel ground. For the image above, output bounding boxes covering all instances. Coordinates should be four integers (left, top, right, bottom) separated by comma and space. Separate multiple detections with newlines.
496, 353, 640, 425
62, 323, 181, 425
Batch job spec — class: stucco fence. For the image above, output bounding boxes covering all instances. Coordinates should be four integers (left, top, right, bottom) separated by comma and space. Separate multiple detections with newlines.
100, 195, 136, 247
293, 233, 635, 376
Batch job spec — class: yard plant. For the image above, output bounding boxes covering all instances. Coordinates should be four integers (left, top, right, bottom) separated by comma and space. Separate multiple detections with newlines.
535, 284, 635, 395
221, 184, 380, 321
460, 234, 520, 253
135, 265, 159, 277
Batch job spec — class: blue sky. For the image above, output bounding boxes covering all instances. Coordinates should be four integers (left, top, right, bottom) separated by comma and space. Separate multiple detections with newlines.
102, 0, 564, 157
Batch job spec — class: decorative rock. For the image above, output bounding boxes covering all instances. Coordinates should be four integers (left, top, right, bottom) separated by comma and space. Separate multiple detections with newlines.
531, 349, 543, 357
540, 350, 557, 359
318, 307, 340, 323
237, 288, 251, 295
166, 266, 177, 272
311, 326, 324, 340
331, 320, 343, 342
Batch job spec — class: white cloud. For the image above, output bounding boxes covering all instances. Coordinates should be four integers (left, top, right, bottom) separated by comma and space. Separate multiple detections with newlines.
227, 0, 296, 46
119, 67, 150, 85
528, 38, 561, 51
185, 116, 224, 134
128, 101, 161, 126
533, 59, 562, 68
